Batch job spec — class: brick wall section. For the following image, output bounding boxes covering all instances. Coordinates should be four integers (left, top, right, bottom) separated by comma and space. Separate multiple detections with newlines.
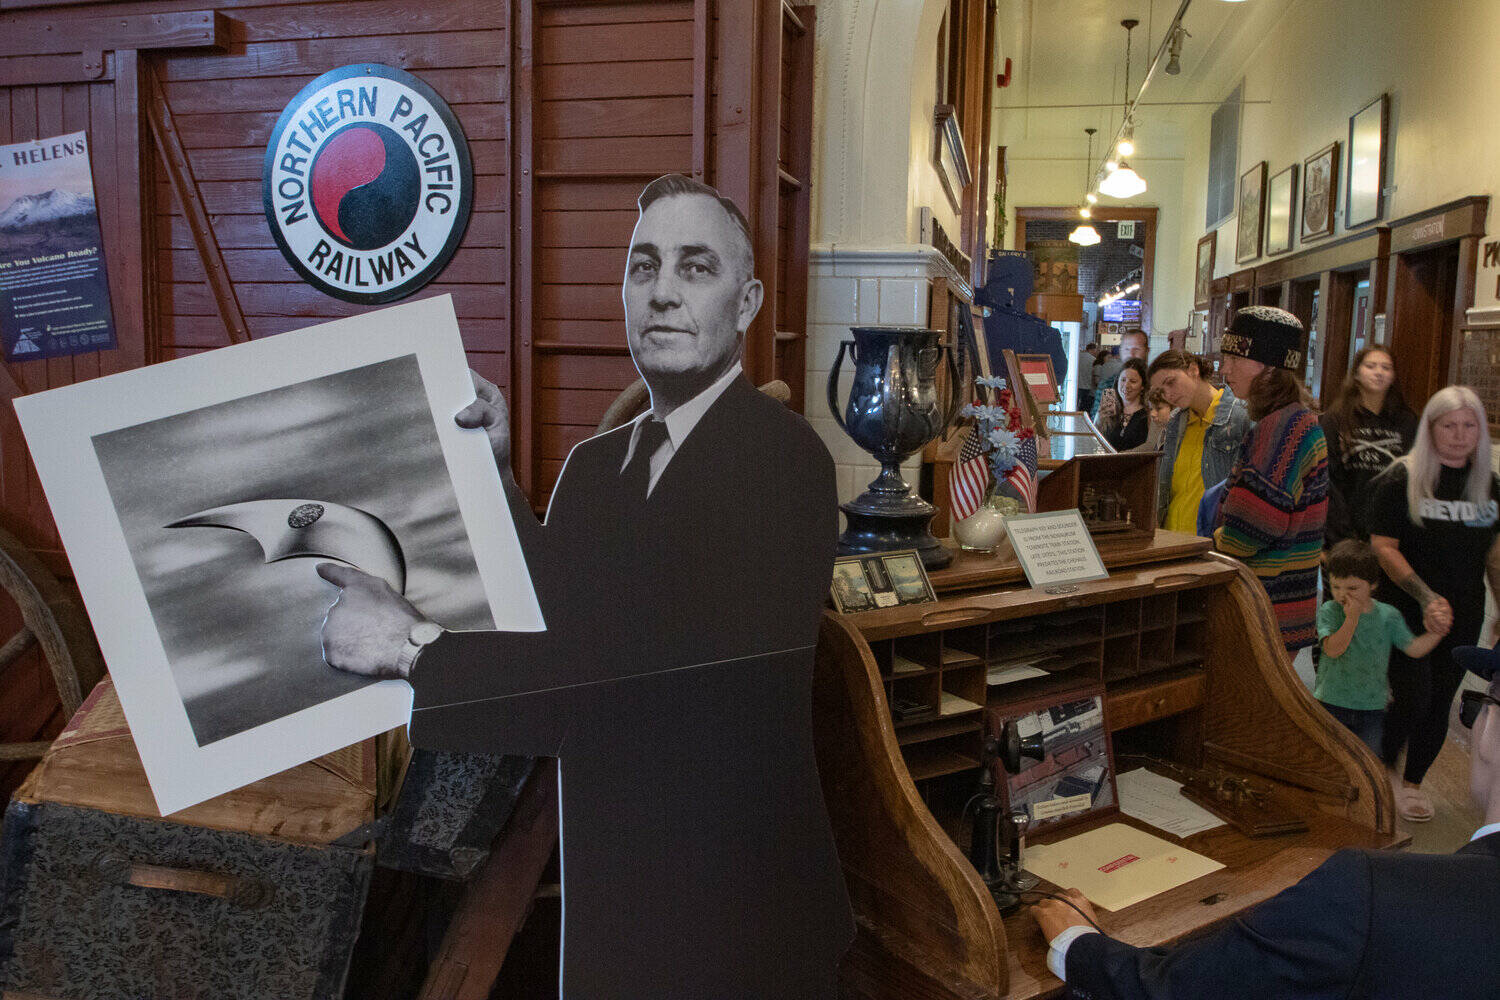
1026, 219, 1144, 300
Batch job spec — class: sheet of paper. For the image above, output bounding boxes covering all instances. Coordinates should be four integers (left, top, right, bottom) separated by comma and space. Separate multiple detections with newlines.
1116, 768, 1225, 837
1024, 822, 1224, 911
987, 663, 1050, 685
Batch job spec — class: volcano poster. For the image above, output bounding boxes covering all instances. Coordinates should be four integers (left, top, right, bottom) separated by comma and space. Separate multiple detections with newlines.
0, 130, 117, 362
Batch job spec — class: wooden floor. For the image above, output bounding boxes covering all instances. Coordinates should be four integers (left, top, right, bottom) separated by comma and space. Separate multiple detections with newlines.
1398, 671, 1485, 854
1292, 645, 1484, 855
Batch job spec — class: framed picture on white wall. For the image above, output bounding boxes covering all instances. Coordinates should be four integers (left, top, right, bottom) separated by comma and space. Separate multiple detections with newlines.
1301, 141, 1339, 241
1235, 161, 1266, 264
1264, 165, 1297, 256
1346, 95, 1388, 229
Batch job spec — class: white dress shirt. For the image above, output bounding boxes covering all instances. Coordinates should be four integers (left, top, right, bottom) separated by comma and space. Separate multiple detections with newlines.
618, 362, 743, 497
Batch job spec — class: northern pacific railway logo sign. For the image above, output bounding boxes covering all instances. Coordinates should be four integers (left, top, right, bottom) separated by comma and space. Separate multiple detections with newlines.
263, 65, 472, 304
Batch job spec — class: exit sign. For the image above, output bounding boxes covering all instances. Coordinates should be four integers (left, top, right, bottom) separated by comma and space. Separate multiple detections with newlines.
1117, 221, 1137, 239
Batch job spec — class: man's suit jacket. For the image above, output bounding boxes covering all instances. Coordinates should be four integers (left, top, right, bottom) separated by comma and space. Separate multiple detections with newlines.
1064, 832, 1500, 1000
407, 376, 853, 998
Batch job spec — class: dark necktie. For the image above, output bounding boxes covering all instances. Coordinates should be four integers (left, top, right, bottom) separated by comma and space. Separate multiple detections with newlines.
622, 418, 669, 501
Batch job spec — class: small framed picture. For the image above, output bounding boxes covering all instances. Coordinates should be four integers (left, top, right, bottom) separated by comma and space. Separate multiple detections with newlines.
1014, 353, 1061, 406
1264, 164, 1297, 256
1193, 231, 1216, 310
830, 550, 937, 613
1301, 141, 1339, 241
1235, 160, 1266, 264
985, 686, 1118, 835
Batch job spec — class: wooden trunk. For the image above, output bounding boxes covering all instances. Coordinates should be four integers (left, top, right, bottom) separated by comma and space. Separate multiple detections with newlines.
0, 679, 394, 1000
811, 532, 1399, 1000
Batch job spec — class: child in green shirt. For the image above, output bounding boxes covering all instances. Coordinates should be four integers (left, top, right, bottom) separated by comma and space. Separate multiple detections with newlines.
1316, 540, 1446, 752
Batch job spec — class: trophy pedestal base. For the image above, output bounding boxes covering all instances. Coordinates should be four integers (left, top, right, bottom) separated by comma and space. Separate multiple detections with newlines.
836, 500, 951, 571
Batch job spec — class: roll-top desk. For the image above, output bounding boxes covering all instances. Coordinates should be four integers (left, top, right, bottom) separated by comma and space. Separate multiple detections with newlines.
811, 530, 1403, 1000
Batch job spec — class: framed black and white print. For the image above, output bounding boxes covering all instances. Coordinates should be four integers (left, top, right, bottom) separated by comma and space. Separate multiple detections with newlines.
13, 296, 544, 813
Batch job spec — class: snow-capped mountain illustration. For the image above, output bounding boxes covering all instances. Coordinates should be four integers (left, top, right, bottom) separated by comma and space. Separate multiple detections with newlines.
0, 189, 95, 230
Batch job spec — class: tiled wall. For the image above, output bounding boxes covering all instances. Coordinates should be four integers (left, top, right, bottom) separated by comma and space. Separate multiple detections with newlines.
805, 248, 955, 507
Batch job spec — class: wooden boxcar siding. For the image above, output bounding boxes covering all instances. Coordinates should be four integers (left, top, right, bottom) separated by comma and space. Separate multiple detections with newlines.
524, 0, 702, 508
0, 70, 142, 777
153, 0, 512, 411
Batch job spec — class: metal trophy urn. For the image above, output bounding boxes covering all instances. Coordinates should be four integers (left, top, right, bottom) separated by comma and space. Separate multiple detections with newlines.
827, 326, 962, 569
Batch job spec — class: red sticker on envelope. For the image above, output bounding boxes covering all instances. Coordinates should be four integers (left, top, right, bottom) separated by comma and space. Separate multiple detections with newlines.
1098, 854, 1141, 874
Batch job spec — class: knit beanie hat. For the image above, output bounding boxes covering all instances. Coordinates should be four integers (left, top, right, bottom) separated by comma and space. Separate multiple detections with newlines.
1219, 305, 1304, 371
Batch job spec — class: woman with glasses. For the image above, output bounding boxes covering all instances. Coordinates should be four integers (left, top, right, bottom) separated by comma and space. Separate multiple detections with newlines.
1366, 386, 1500, 822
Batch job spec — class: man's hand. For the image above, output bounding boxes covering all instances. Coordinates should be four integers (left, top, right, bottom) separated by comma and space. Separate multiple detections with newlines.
1030, 888, 1098, 941
455, 369, 511, 466
317, 562, 424, 679
1423, 595, 1453, 634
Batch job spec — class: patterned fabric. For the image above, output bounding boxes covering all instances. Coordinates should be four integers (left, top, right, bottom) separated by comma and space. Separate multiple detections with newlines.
1214, 403, 1328, 649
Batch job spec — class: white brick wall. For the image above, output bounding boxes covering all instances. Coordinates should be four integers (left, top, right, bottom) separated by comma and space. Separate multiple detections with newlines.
805, 246, 963, 507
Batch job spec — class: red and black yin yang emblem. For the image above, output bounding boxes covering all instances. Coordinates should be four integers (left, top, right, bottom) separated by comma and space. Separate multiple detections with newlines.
264, 65, 472, 304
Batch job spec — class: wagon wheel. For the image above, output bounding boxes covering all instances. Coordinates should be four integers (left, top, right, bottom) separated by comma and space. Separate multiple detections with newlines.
0, 525, 106, 762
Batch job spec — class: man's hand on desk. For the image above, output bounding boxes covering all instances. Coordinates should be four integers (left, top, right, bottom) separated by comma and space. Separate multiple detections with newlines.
1030, 888, 1099, 941
317, 562, 427, 680
455, 369, 512, 467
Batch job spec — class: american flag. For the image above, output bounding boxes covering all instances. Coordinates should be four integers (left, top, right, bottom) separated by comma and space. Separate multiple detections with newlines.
1005, 434, 1039, 513
949, 423, 991, 521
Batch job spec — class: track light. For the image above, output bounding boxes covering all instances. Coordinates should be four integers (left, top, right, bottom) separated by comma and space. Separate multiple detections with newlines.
1105, 157, 1119, 173
1165, 25, 1189, 75
1079, 206, 1091, 218
1116, 124, 1135, 158
1086, 192, 1098, 205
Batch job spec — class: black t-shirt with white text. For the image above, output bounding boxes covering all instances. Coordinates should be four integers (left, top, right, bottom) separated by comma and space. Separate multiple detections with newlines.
1366, 462, 1500, 643
1320, 406, 1418, 544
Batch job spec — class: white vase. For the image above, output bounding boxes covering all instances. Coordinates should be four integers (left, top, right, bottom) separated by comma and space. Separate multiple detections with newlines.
953, 501, 1009, 553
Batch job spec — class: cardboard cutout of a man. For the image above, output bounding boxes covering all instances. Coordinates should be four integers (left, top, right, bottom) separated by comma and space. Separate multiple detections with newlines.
318, 174, 853, 997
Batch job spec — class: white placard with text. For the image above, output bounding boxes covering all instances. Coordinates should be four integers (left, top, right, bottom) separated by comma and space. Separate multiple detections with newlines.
1005, 510, 1108, 589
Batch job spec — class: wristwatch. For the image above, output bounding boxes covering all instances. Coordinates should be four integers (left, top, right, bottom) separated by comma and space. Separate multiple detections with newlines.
394, 620, 444, 679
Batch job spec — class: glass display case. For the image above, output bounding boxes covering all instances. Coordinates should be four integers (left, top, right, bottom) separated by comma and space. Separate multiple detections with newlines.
1041, 410, 1115, 463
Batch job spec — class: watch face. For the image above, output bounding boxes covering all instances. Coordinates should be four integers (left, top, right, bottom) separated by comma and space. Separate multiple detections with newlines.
409, 621, 444, 646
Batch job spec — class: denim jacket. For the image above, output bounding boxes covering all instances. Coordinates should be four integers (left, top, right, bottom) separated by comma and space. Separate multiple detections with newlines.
1155, 388, 1252, 526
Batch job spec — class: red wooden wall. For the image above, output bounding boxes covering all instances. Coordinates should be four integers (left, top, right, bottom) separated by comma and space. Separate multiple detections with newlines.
0, 0, 806, 781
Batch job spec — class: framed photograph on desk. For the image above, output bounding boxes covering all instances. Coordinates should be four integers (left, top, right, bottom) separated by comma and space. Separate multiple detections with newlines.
987, 685, 1118, 835
830, 550, 936, 613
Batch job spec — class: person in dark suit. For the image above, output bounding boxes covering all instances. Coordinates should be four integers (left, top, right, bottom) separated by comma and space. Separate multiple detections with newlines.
318, 174, 853, 998
1031, 644, 1500, 1000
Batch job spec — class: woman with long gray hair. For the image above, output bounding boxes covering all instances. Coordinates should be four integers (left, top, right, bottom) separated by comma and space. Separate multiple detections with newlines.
1367, 385, 1500, 822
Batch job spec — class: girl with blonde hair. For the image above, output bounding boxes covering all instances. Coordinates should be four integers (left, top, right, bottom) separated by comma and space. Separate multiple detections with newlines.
1368, 385, 1500, 821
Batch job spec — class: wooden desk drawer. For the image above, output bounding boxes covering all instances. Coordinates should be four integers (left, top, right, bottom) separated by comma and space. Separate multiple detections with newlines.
1107, 672, 1206, 731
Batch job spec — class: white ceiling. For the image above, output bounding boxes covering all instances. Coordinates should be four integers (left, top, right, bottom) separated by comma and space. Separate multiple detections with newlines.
992, 0, 1297, 163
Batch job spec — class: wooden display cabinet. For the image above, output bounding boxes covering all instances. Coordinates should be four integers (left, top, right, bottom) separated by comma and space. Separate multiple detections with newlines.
1035, 452, 1159, 542
811, 531, 1401, 1000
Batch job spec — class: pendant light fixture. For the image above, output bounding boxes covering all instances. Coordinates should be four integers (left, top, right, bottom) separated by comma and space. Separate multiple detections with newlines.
1099, 19, 1147, 200
1069, 128, 1102, 247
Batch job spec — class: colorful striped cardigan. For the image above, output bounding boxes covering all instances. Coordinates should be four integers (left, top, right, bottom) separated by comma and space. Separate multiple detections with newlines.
1214, 403, 1328, 650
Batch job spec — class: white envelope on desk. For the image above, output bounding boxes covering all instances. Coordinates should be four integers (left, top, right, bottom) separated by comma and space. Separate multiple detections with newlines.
1024, 822, 1224, 911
